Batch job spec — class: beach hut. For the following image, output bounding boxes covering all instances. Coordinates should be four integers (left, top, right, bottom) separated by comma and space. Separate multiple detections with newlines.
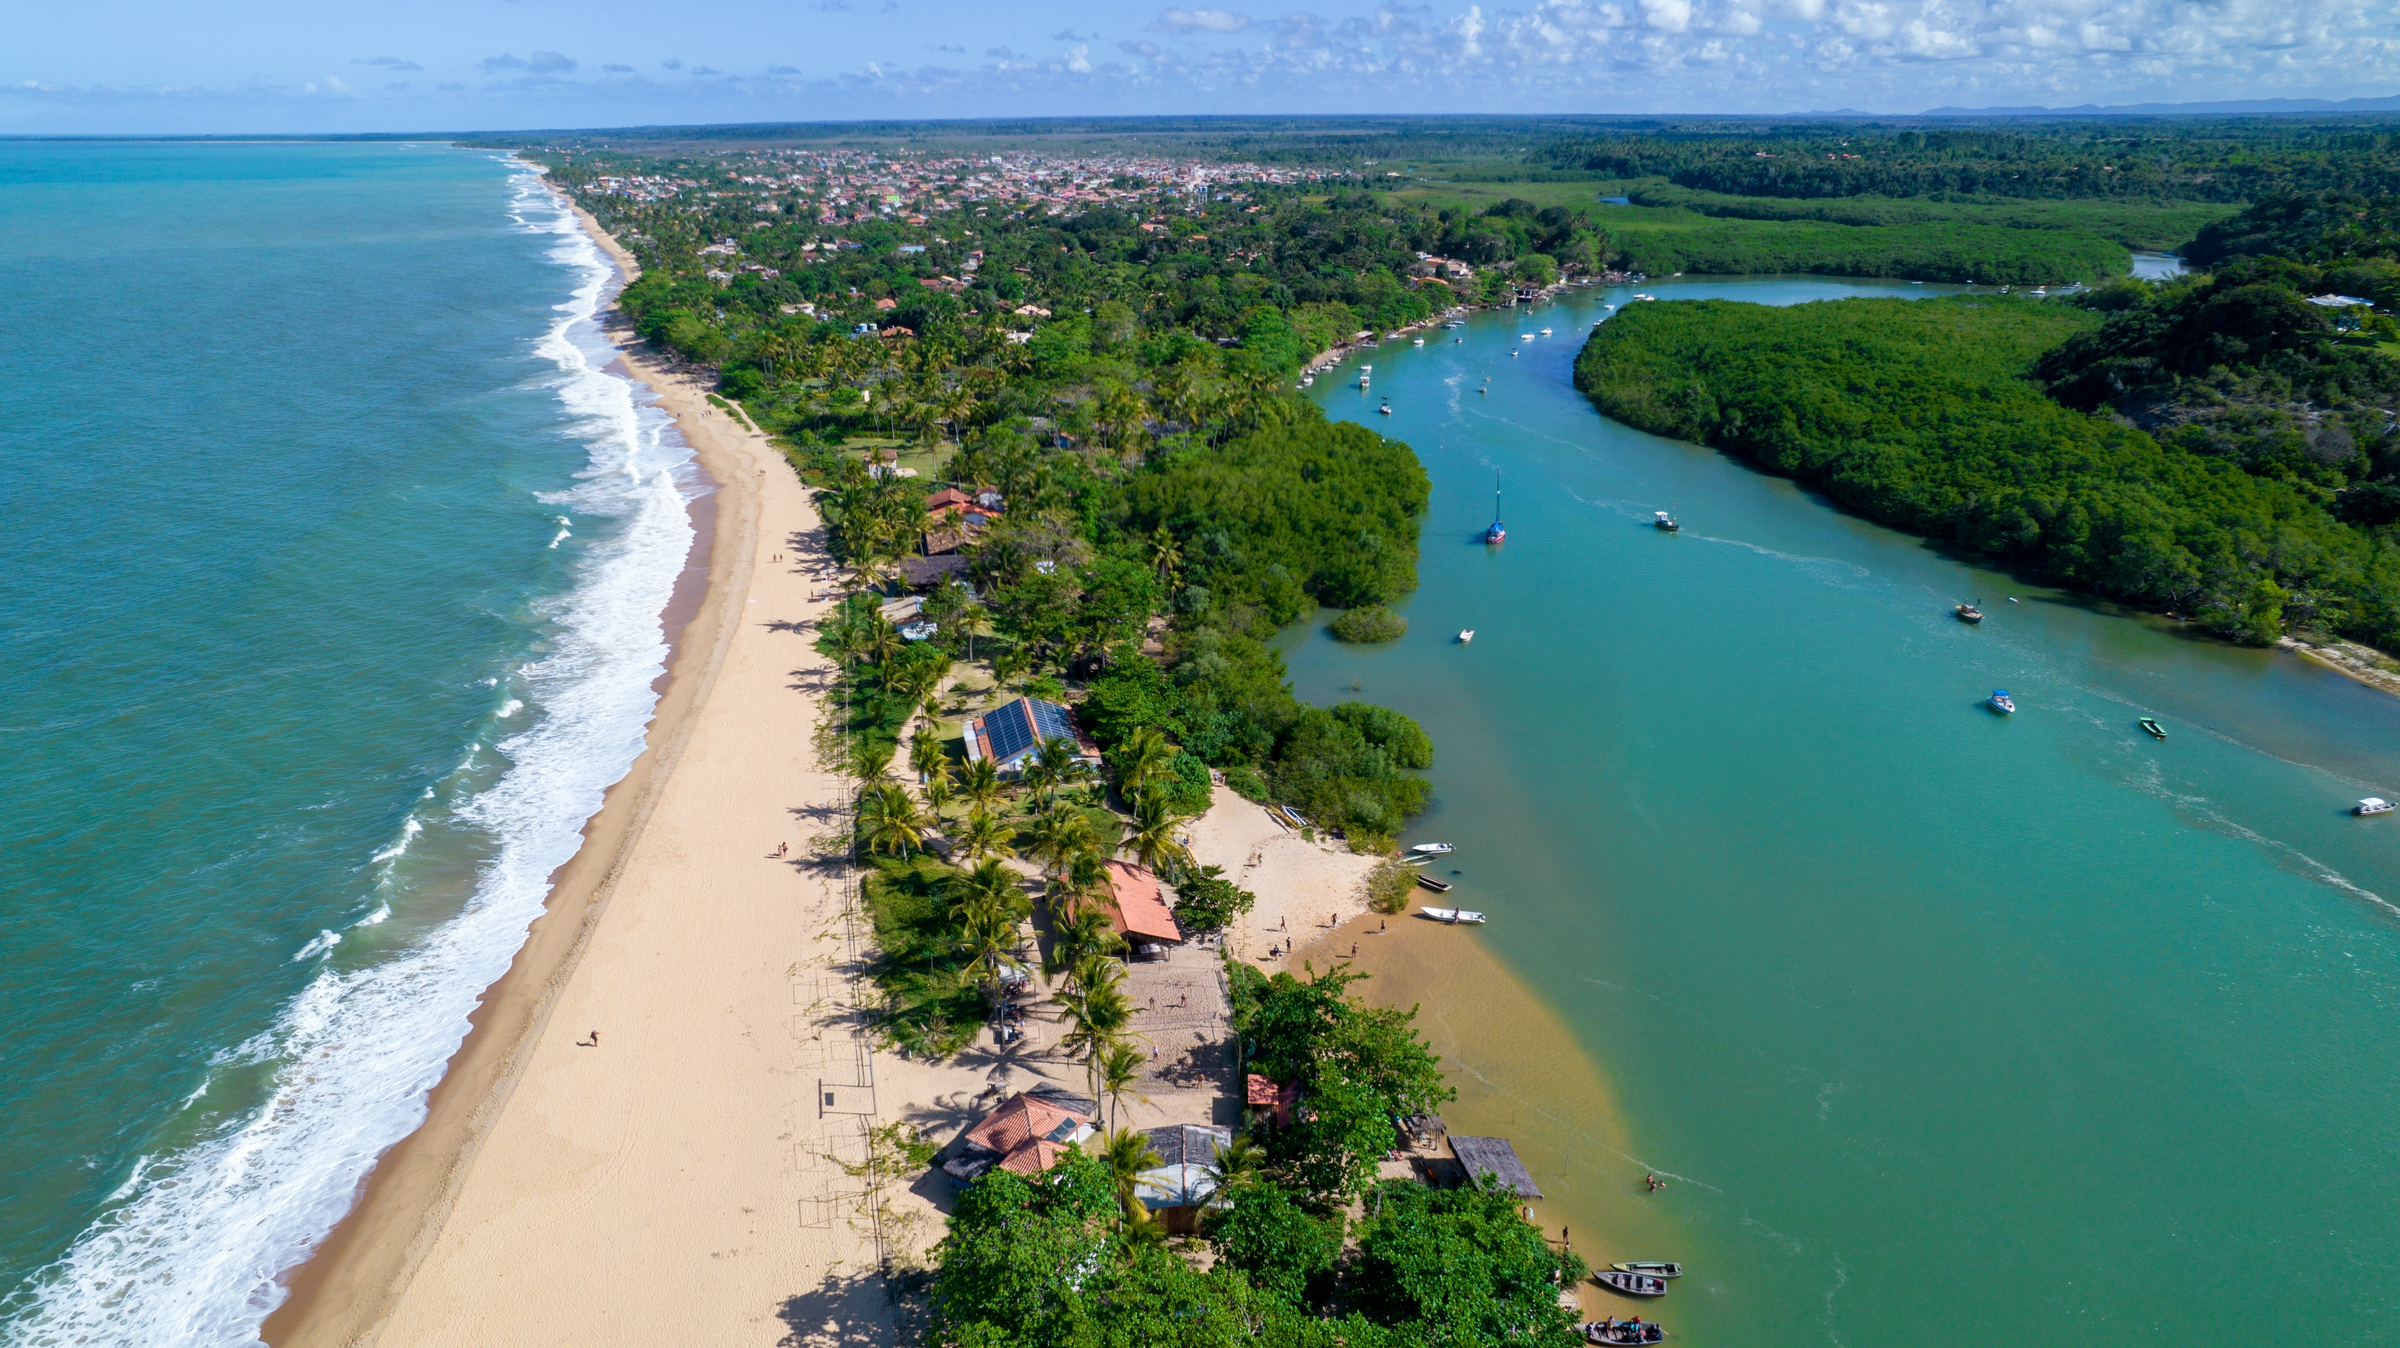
1246, 1073, 1299, 1129
1132, 1123, 1232, 1234
1448, 1135, 1543, 1199
941, 1086, 1098, 1185
1099, 859, 1182, 956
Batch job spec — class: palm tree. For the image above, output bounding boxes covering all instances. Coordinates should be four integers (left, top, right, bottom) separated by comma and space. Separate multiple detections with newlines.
961, 757, 1004, 813
1046, 904, 1124, 987
1116, 726, 1176, 800
958, 807, 1014, 863
1027, 803, 1097, 877
1019, 752, 1060, 808
862, 614, 903, 668
954, 601, 994, 664
1035, 738, 1088, 804
1097, 1040, 1151, 1133
847, 741, 895, 786
1055, 978, 1131, 1102
909, 729, 948, 783
921, 771, 953, 823
1121, 791, 1193, 877
1206, 1132, 1269, 1193
1098, 1127, 1164, 1220
1147, 525, 1182, 583
1061, 848, 1112, 911
855, 782, 926, 858
955, 896, 1027, 1012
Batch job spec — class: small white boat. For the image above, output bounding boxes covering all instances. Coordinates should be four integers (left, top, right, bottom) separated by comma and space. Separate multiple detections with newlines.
1988, 690, 2016, 715
1413, 337, 1425, 346
1586, 1321, 1669, 1345
1540, 327, 1553, 336
1611, 1262, 1683, 1278
1458, 629, 1475, 644
1410, 842, 1455, 855
1593, 1270, 1668, 1297
1521, 333, 1536, 341
1653, 511, 1678, 532
1419, 907, 1486, 924
2357, 797, 2394, 816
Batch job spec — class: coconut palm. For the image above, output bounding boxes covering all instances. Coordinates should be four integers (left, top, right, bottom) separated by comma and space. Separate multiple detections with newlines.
954, 601, 994, 663
1097, 1040, 1151, 1133
1035, 737, 1088, 804
1061, 849, 1112, 912
1120, 791, 1193, 878
958, 807, 1015, 863
921, 771, 953, 822
1098, 1126, 1164, 1217
1146, 525, 1181, 583
955, 897, 1026, 1012
1055, 978, 1131, 1102
1026, 802, 1098, 878
862, 615, 904, 667
909, 729, 948, 783
1116, 726, 1176, 800
855, 782, 926, 858
1206, 1132, 1269, 1194
1046, 905, 1124, 987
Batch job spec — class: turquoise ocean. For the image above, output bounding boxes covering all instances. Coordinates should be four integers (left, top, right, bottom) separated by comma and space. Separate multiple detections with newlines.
0, 143, 699, 1343
1299, 280, 2400, 1344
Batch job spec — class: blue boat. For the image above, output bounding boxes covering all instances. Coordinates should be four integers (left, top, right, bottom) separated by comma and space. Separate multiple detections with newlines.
1988, 690, 2016, 714
1486, 475, 1506, 544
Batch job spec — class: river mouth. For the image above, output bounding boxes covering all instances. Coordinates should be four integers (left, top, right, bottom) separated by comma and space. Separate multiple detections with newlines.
1293, 276, 2400, 1346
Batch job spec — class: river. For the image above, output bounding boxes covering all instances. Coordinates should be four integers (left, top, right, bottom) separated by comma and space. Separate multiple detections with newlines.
1294, 276, 2400, 1346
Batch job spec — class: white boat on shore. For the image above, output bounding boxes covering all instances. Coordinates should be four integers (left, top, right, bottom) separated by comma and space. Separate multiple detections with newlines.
1419, 907, 1485, 924
1410, 842, 1455, 855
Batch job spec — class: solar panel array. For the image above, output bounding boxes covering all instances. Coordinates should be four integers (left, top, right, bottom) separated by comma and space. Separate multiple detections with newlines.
981, 696, 1077, 765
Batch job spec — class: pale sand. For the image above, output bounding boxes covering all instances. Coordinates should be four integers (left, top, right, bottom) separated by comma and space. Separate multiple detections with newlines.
267, 200, 1001, 1347
1186, 784, 1381, 968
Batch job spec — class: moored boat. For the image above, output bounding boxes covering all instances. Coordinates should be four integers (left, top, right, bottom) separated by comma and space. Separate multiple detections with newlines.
2139, 717, 2167, 739
1458, 629, 1475, 643
1955, 603, 1983, 623
1541, 326, 1553, 336
1653, 510, 1678, 532
1988, 690, 2016, 714
1378, 399, 1392, 416
1487, 474, 1506, 543
1585, 1321, 1669, 1345
1418, 907, 1486, 924
1610, 1262, 1683, 1278
1418, 874, 1453, 893
1593, 1270, 1669, 1297
2357, 797, 2394, 816
1410, 842, 1455, 854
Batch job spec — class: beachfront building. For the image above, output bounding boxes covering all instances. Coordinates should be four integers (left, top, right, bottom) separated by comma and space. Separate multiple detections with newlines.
1245, 1072, 1300, 1129
1098, 859, 1182, 958
941, 1085, 1099, 1184
962, 696, 1097, 776
1448, 1135, 1544, 1198
1132, 1123, 1232, 1234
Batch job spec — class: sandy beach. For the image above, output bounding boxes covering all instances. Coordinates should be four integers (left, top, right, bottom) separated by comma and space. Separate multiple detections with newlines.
265, 204, 978, 1347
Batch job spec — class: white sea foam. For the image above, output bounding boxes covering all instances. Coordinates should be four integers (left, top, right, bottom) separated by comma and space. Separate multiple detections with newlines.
289, 930, 341, 962
3, 160, 700, 1348
366, 815, 423, 865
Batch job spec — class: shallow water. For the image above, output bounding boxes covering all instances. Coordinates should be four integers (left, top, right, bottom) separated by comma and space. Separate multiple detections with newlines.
1298, 278, 2400, 1345
0, 143, 697, 1344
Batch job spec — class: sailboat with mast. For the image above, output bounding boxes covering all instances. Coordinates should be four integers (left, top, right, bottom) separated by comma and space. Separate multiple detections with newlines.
1485, 474, 1506, 544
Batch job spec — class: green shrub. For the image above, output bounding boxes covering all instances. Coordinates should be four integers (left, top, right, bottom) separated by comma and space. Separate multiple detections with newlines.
1328, 605, 1408, 643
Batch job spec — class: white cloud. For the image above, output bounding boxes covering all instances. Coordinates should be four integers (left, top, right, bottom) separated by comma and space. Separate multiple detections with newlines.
1152, 7, 1254, 31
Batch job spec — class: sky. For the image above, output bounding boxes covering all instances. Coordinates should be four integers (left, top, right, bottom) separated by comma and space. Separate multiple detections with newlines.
6, 0, 2400, 135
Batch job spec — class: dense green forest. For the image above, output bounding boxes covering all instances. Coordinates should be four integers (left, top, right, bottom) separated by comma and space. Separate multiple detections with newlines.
1593, 209, 2132, 284
1575, 290, 2400, 646
1542, 122, 2400, 202
1622, 184, 2235, 251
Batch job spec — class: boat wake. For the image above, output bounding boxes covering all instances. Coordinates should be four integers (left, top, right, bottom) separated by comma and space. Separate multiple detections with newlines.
0, 160, 700, 1348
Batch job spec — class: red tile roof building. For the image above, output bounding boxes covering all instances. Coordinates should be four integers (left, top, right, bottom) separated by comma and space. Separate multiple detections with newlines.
1101, 859, 1182, 946
942, 1087, 1097, 1183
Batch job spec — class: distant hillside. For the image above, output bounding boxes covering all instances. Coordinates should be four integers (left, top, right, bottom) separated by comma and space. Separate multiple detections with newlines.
1922, 95, 2400, 117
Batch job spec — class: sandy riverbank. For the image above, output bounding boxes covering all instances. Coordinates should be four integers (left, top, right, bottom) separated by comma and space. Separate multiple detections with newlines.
263, 199, 968, 1347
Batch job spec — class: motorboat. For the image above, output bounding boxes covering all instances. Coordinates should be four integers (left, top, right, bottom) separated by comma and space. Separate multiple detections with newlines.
1410, 843, 1455, 855
1379, 399, 1393, 416
1988, 690, 2016, 715
1417, 874, 1453, 893
1413, 336, 1425, 346
1610, 1262, 1683, 1278
1541, 327, 1553, 336
2357, 797, 2394, 816
1955, 603, 1983, 623
1358, 372, 1371, 388
1419, 907, 1486, 924
1521, 333, 1536, 341
1653, 511, 1678, 532
1585, 1321, 1668, 1345
1458, 629, 1475, 643
1593, 1270, 1668, 1297
2139, 717, 2167, 739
